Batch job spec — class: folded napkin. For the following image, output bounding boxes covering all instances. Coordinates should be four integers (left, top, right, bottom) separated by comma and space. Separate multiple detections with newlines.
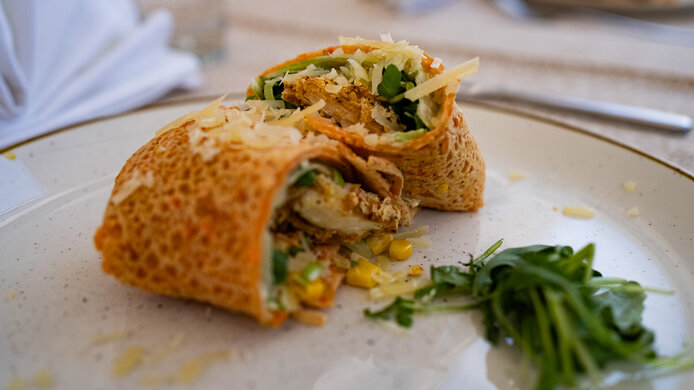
0, 0, 202, 149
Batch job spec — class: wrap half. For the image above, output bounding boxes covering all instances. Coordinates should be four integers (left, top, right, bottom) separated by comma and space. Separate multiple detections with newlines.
94, 100, 415, 326
247, 36, 485, 211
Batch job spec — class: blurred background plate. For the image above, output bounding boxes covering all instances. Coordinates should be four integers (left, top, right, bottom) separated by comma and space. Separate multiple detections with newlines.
1, 97, 693, 389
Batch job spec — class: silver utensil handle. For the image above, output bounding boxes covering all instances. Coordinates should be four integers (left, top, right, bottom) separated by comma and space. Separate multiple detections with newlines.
473, 87, 692, 133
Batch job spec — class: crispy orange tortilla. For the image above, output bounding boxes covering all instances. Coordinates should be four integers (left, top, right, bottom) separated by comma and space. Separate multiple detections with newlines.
248, 45, 485, 211
95, 122, 412, 326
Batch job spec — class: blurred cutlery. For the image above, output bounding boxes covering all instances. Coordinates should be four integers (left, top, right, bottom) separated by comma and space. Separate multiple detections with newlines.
492, 0, 694, 46
457, 82, 692, 132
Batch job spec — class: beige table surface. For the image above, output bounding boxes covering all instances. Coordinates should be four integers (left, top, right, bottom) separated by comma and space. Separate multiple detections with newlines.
162, 0, 694, 173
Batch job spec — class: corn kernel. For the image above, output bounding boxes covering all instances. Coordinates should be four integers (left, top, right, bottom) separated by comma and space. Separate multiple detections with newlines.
408, 265, 424, 276
365, 234, 393, 255
302, 279, 325, 301
435, 183, 449, 193
346, 258, 381, 288
389, 239, 413, 261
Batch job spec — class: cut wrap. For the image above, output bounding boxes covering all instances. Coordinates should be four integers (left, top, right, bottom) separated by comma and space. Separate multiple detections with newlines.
94, 101, 415, 326
247, 37, 485, 211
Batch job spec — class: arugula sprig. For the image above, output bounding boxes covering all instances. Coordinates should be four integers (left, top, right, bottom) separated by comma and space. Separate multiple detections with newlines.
376, 65, 427, 131
364, 240, 687, 389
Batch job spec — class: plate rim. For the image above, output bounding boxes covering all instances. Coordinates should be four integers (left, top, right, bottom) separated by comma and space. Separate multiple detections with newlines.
2, 94, 691, 182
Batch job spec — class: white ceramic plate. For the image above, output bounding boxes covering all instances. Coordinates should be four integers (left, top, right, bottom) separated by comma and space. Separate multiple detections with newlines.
1, 98, 693, 390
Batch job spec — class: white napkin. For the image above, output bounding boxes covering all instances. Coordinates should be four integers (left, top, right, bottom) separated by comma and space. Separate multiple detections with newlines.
0, 0, 202, 149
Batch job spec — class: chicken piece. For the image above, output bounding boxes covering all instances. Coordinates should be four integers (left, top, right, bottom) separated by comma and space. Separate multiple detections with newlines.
282, 76, 400, 134
275, 174, 404, 243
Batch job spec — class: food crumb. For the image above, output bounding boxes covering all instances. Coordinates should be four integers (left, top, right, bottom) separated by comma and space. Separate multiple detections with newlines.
509, 170, 525, 181
552, 206, 558, 212
408, 265, 424, 276
33, 369, 53, 388
562, 206, 594, 219
89, 329, 133, 347
626, 207, 640, 217
111, 346, 146, 378
623, 181, 637, 192
2, 150, 16, 160
6, 377, 27, 390
5, 289, 17, 302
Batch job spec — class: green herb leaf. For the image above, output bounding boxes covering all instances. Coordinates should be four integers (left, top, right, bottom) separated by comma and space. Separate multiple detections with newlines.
295, 170, 316, 187
363, 241, 688, 389
272, 250, 289, 285
332, 169, 345, 187
378, 65, 402, 99
288, 246, 304, 257
299, 262, 323, 285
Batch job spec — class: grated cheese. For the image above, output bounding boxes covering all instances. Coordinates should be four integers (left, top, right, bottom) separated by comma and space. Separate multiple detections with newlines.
324, 84, 343, 94
155, 111, 197, 137
111, 346, 146, 378
3, 150, 16, 160
110, 170, 155, 205
394, 225, 430, 240
33, 369, 53, 389
404, 57, 479, 101
88, 329, 133, 347
268, 100, 326, 127
369, 278, 430, 300
195, 95, 227, 128
364, 134, 379, 147
623, 181, 637, 192
626, 207, 640, 217
409, 237, 433, 249
509, 170, 525, 181
562, 206, 595, 219
371, 105, 404, 132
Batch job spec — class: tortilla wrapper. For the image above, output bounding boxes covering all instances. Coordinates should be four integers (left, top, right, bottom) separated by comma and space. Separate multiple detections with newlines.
248, 45, 485, 211
94, 122, 412, 327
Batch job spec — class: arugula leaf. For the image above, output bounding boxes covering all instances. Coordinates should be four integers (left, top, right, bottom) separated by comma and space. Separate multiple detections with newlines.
272, 250, 289, 285
294, 170, 316, 187
364, 241, 688, 389
593, 283, 648, 336
377, 65, 402, 99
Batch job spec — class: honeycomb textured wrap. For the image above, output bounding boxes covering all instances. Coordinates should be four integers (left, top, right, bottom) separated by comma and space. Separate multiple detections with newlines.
248, 45, 485, 211
94, 121, 412, 326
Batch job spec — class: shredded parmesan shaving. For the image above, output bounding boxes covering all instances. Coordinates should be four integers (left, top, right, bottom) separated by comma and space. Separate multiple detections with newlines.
268, 100, 326, 127
562, 206, 595, 219
371, 105, 404, 132
404, 57, 479, 101
626, 207, 640, 217
324, 84, 343, 94
195, 94, 227, 128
